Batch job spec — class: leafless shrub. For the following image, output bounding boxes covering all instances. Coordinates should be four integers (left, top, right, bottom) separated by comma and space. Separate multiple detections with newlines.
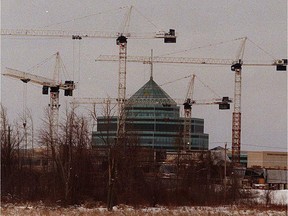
1, 105, 25, 198
0, 104, 274, 208
38, 107, 93, 204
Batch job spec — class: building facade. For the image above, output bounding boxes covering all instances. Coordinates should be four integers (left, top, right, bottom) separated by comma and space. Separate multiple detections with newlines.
92, 77, 209, 151
247, 151, 287, 170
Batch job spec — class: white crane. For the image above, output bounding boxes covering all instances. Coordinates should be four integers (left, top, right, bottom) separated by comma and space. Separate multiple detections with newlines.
1, 12, 176, 139
95, 39, 287, 164
181, 74, 232, 151
2, 52, 75, 141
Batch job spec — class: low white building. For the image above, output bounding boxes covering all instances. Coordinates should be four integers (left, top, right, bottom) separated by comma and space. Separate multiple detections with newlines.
266, 169, 288, 189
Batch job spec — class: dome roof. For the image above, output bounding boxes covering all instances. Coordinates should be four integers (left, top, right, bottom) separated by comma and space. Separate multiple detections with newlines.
127, 77, 177, 106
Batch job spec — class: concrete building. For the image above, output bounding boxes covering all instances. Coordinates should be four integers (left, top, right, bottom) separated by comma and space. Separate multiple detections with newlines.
247, 151, 288, 170
92, 77, 209, 151
244, 151, 288, 189
266, 169, 288, 189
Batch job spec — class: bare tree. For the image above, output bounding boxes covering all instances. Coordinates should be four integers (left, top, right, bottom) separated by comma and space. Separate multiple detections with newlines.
1, 105, 24, 197
38, 106, 91, 203
90, 101, 151, 209
89, 101, 117, 209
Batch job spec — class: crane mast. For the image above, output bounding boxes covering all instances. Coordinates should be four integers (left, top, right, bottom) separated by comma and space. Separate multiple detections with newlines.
229, 37, 246, 164
116, 35, 128, 137
231, 61, 242, 164
183, 74, 196, 150
50, 52, 61, 136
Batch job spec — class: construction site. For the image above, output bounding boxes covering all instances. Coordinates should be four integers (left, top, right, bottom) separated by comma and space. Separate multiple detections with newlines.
1, 1, 287, 211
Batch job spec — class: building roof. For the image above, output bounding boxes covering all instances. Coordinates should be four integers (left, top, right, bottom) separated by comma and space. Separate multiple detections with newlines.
127, 77, 177, 106
210, 146, 225, 151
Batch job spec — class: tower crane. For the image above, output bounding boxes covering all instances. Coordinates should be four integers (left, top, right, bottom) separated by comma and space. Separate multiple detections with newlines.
2, 26, 176, 140
95, 39, 287, 164
182, 74, 231, 151
182, 74, 196, 151
2, 52, 75, 140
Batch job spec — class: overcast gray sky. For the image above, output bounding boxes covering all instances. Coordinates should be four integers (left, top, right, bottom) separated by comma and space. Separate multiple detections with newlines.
1, 0, 287, 151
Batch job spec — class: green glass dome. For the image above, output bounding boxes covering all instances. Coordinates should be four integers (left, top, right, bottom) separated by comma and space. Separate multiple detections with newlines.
127, 77, 177, 106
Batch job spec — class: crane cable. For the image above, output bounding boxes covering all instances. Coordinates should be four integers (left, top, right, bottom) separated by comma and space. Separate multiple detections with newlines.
160, 37, 278, 63
23, 83, 27, 128
73, 40, 75, 82
159, 74, 193, 86
196, 75, 221, 98
119, 6, 133, 34
160, 74, 221, 98
37, 6, 129, 29
27, 52, 57, 73
132, 6, 162, 31
246, 38, 277, 61
160, 37, 246, 57
58, 54, 70, 81
22, 82, 28, 156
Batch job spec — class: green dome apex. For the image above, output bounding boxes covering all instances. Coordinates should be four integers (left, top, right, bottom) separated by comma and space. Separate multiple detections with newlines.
128, 77, 177, 106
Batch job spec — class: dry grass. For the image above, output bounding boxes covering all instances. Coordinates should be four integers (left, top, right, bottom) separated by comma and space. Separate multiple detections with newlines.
1, 203, 287, 216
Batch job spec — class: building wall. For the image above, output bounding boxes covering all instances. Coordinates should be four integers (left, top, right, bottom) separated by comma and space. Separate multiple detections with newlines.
247, 151, 264, 168
247, 151, 287, 169
266, 169, 288, 184
92, 105, 209, 151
